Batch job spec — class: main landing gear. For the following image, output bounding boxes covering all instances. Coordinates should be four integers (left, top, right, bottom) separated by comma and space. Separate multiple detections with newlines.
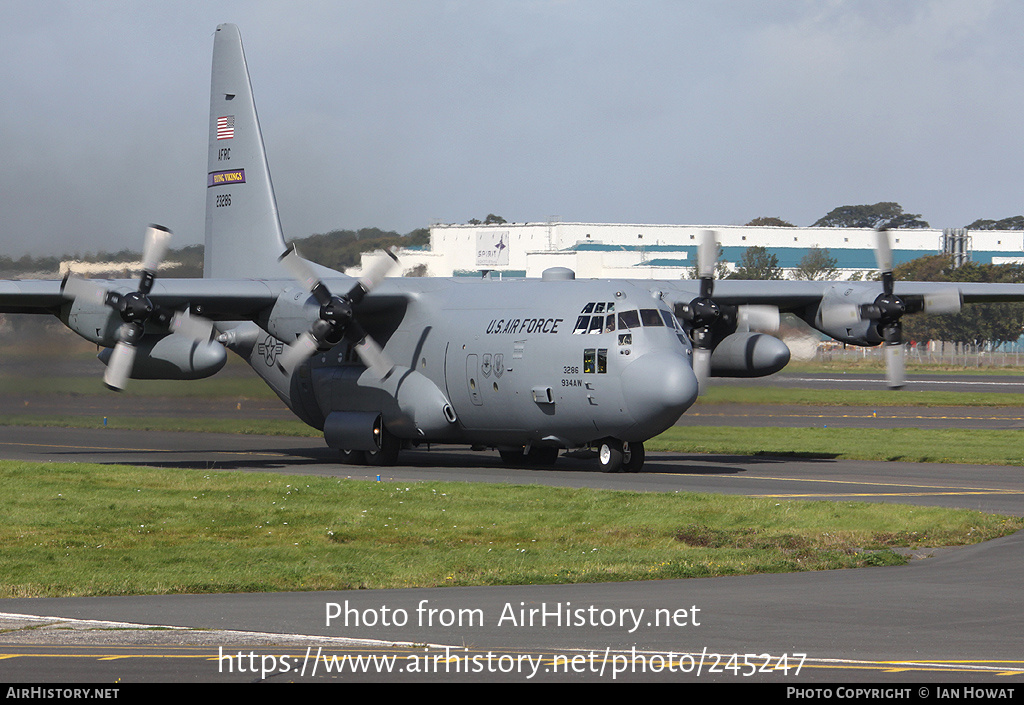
339, 422, 401, 466
597, 438, 645, 473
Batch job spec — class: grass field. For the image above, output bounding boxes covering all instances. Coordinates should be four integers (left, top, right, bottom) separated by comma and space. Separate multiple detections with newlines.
648, 426, 1024, 465
699, 385, 1024, 407
3, 460, 1020, 598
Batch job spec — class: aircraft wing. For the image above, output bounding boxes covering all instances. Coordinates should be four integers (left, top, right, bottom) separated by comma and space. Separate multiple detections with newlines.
141, 279, 285, 320
0, 274, 415, 324
660, 278, 1024, 310
659, 279, 833, 312
0, 280, 66, 314
8, 276, 1024, 320
0, 278, 285, 319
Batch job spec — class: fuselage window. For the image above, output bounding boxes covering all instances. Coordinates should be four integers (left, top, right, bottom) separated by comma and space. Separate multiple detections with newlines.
583, 348, 608, 373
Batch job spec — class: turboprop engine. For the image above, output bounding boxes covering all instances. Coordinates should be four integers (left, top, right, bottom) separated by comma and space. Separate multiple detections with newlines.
59, 225, 221, 389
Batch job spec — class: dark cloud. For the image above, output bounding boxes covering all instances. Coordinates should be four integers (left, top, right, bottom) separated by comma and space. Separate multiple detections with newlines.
3, 1, 1024, 257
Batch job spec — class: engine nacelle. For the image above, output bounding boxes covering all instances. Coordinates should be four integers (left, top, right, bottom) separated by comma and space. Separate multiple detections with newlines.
264, 288, 319, 343
812, 286, 883, 346
710, 332, 791, 377
61, 294, 125, 346
98, 335, 227, 380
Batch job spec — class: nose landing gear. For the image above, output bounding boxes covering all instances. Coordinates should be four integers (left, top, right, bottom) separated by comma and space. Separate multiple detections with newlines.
597, 438, 645, 473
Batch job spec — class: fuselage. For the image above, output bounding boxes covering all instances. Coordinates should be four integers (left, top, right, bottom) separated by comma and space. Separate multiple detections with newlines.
282, 276, 699, 450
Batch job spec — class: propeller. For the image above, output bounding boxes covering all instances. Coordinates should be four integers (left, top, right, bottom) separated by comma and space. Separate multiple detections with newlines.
821, 227, 961, 389
276, 245, 399, 377
678, 231, 719, 393
675, 230, 780, 393
60, 225, 214, 391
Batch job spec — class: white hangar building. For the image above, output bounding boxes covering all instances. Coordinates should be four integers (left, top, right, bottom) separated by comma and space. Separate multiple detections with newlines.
369, 221, 1024, 280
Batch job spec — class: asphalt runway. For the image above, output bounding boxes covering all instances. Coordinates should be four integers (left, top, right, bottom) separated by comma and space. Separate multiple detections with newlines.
1, 423, 1024, 682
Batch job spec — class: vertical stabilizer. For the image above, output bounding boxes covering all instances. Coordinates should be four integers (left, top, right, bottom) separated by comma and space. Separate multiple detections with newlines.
204, 24, 287, 278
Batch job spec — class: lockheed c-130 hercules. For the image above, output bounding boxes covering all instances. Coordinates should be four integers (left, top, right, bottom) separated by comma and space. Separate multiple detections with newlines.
2, 24, 1022, 473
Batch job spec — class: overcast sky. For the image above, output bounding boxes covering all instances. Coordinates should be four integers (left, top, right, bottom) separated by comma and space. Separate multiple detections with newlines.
3, 0, 1024, 257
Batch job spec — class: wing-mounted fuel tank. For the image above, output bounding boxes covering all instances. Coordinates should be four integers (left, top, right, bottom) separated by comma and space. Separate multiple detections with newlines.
97, 335, 226, 380
710, 331, 791, 377
315, 364, 458, 450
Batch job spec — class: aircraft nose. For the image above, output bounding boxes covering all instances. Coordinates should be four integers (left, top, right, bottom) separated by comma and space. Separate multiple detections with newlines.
620, 350, 699, 436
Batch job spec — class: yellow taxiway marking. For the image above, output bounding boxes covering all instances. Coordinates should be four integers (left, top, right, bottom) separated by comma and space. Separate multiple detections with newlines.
659, 470, 1024, 495
1, 651, 1020, 677
651, 472, 1024, 499
732, 474, 1022, 493
753, 491, 1022, 498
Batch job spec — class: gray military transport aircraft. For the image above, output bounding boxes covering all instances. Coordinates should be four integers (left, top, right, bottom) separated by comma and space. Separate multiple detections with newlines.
2, 24, 1022, 472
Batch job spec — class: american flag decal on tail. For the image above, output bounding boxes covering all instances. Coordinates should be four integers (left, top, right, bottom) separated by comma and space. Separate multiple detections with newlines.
216, 115, 235, 140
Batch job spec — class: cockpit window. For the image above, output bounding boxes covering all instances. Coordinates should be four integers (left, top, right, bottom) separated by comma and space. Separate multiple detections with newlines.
639, 309, 664, 326
617, 310, 640, 330
573, 302, 619, 334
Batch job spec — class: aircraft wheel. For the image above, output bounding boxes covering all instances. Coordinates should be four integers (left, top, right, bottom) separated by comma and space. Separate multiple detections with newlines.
597, 438, 624, 473
623, 441, 645, 473
364, 424, 400, 466
340, 449, 367, 465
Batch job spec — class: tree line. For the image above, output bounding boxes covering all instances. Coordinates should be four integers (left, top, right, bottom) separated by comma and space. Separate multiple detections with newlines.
5, 206, 1023, 346
747, 201, 1024, 231
0, 229, 428, 279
